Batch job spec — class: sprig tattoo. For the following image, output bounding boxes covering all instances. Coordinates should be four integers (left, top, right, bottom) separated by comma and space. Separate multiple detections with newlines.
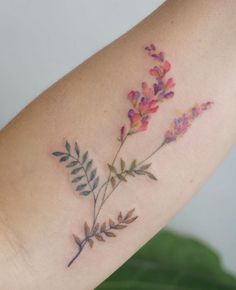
52, 44, 213, 267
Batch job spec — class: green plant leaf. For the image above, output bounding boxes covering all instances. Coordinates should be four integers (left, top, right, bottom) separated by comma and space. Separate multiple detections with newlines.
93, 176, 99, 190
104, 231, 116, 237
89, 169, 97, 181
52, 152, 65, 156
82, 151, 88, 164
72, 234, 81, 246
110, 176, 116, 188
134, 169, 145, 175
76, 184, 87, 191
65, 141, 71, 154
97, 230, 236, 290
146, 171, 158, 180
86, 159, 93, 172
60, 155, 69, 162
138, 163, 152, 171
120, 158, 125, 172
66, 160, 79, 168
129, 159, 137, 170
71, 175, 84, 183
75, 142, 80, 158
80, 190, 91, 196
71, 167, 82, 175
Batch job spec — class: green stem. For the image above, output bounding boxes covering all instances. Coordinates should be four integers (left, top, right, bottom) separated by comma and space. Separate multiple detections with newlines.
136, 140, 166, 167
99, 139, 166, 206
67, 239, 87, 267
94, 134, 128, 223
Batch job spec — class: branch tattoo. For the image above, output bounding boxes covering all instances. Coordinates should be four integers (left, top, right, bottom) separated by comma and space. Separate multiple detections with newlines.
52, 44, 213, 267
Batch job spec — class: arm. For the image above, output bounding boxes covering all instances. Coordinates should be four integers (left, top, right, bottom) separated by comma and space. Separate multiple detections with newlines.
0, 0, 235, 289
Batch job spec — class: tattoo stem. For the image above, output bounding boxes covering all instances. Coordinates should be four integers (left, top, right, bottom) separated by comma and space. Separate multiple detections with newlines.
94, 134, 128, 222
95, 139, 166, 219
67, 240, 86, 267
136, 140, 166, 167
102, 135, 128, 200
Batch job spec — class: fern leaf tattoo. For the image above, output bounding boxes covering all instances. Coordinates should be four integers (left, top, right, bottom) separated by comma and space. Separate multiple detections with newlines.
52, 44, 213, 267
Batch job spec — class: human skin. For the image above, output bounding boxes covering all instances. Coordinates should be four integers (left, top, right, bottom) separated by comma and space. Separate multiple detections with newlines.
0, 0, 236, 289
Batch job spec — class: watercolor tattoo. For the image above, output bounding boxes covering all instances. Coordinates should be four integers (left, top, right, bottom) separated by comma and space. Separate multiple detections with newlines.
52, 44, 213, 267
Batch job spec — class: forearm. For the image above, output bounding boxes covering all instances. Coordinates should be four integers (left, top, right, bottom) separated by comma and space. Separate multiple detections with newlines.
0, 0, 236, 289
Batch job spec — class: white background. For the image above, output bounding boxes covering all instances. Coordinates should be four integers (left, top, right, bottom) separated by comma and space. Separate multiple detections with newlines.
0, 0, 235, 274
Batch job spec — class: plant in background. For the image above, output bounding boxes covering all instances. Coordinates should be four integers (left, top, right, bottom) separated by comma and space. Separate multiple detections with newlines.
96, 230, 236, 290
52, 44, 213, 267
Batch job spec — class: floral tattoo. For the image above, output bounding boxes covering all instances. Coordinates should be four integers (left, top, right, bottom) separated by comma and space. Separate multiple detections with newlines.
52, 44, 213, 267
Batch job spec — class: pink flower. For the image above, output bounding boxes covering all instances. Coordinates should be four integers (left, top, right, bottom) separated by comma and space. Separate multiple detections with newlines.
138, 97, 159, 115
127, 90, 140, 108
141, 82, 154, 97
163, 61, 171, 74
128, 110, 150, 133
147, 45, 175, 103
164, 102, 213, 144
155, 78, 175, 102
149, 61, 171, 79
145, 44, 164, 62
152, 77, 175, 103
119, 43, 176, 140
165, 78, 175, 90
127, 94, 159, 134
